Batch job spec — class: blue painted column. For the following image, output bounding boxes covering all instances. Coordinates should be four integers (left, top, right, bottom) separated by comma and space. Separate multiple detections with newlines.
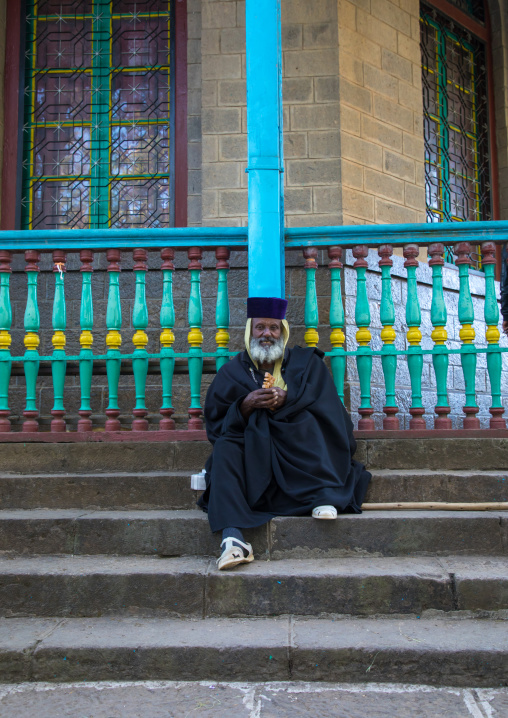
246, 0, 284, 298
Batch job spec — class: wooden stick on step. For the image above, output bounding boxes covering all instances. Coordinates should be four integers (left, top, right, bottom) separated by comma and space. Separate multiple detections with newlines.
362, 502, 508, 511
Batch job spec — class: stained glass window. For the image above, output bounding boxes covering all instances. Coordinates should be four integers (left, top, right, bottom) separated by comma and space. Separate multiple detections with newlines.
420, 3, 491, 266
21, 0, 174, 229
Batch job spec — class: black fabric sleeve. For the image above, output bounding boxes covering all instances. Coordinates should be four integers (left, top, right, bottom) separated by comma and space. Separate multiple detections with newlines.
220, 396, 247, 437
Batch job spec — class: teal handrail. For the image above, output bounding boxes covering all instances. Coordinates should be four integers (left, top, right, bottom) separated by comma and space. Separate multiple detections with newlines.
0, 220, 507, 251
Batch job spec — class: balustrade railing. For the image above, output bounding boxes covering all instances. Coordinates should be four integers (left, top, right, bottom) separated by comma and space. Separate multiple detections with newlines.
0, 222, 506, 438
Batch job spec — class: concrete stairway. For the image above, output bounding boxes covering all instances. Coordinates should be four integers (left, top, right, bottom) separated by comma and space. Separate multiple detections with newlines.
0, 438, 507, 686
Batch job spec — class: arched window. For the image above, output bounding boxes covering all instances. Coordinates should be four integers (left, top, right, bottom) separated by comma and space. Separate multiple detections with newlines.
420, 0, 494, 263
20, 0, 175, 229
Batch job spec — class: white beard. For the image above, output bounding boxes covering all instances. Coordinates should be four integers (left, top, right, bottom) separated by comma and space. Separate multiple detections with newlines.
249, 336, 284, 364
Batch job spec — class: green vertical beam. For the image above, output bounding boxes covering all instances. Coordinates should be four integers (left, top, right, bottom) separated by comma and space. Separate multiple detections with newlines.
428, 243, 452, 429
90, 0, 112, 228
328, 247, 346, 401
404, 244, 425, 430
105, 249, 122, 431
303, 248, 319, 347
78, 250, 94, 432
438, 28, 451, 221
353, 245, 374, 430
22, 251, 40, 432
454, 242, 480, 428
159, 248, 176, 430
215, 247, 230, 372
50, 251, 67, 432
378, 245, 399, 430
481, 241, 506, 428
187, 247, 204, 430
132, 248, 149, 431
0, 251, 12, 431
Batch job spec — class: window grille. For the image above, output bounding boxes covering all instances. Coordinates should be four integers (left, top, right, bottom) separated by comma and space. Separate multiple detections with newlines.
420, 2, 491, 266
446, 0, 485, 23
21, 0, 174, 230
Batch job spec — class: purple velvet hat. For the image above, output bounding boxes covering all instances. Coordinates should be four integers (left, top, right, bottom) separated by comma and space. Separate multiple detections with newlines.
247, 297, 288, 320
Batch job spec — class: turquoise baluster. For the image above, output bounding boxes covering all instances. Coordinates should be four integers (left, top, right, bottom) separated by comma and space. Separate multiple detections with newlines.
481, 241, 506, 429
378, 244, 399, 430
159, 248, 176, 430
132, 248, 149, 431
428, 243, 451, 429
454, 242, 480, 429
78, 250, 94, 432
404, 244, 425, 430
304, 248, 319, 347
353, 245, 374, 429
215, 247, 230, 371
0, 251, 12, 432
328, 246, 346, 400
105, 249, 122, 431
50, 250, 67, 432
23, 250, 40, 432
187, 247, 204, 430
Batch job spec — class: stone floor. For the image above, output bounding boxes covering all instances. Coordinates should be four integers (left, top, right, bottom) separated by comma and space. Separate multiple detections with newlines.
0, 681, 506, 717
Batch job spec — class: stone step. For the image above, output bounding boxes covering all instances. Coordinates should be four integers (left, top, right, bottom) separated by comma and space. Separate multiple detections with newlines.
1, 469, 507, 510
0, 472, 199, 510
1, 437, 507, 474
0, 510, 506, 558
0, 555, 506, 619
1, 615, 506, 685
366, 469, 508, 503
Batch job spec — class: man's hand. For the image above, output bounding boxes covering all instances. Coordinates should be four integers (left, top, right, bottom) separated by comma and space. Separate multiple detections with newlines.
240, 388, 287, 420
272, 387, 287, 409
503, 320, 508, 337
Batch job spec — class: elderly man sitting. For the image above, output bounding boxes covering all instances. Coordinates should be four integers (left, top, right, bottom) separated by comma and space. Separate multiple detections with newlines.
198, 297, 371, 570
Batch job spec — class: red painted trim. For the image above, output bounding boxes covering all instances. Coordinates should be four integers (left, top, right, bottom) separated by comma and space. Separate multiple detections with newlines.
2, 2, 187, 230
1, 2, 22, 230
484, 3, 502, 278
485, 4, 499, 223
0, 430, 209, 442
425, 0, 488, 41
355, 429, 508, 439
1, 428, 507, 443
174, 0, 188, 227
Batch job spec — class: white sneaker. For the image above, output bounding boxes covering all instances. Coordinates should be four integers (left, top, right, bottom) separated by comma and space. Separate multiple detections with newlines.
312, 505, 338, 519
217, 537, 254, 570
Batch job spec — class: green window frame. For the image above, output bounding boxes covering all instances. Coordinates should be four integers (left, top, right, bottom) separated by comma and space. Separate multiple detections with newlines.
21, 0, 175, 230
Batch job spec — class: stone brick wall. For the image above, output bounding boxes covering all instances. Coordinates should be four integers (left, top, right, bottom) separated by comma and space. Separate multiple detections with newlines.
200, 0, 341, 227
200, 0, 247, 227
337, 0, 426, 225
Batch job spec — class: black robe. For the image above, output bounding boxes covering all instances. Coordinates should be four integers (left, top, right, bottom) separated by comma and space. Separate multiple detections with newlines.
198, 346, 371, 533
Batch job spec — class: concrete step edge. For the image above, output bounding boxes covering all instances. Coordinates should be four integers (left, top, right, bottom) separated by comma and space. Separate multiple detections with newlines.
1, 469, 506, 478
2, 472, 507, 513
0, 555, 506, 619
0, 553, 505, 576
0, 510, 506, 560
1, 616, 507, 685
0, 508, 507, 518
